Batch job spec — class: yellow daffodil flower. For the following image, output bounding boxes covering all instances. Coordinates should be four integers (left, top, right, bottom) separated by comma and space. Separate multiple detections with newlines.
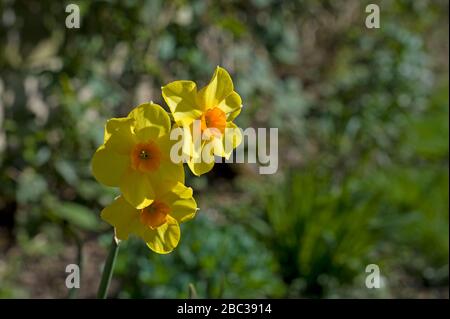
162, 66, 243, 176
101, 182, 197, 254
92, 102, 184, 209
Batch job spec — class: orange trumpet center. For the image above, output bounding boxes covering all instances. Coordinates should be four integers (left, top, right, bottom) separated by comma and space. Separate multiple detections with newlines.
200, 107, 226, 136
140, 201, 171, 229
131, 141, 161, 172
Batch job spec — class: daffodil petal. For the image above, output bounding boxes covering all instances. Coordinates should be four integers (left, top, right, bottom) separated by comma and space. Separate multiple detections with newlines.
158, 182, 197, 223
155, 132, 178, 160
100, 196, 141, 240
120, 169, 155, 209
186, 129, 209, 161
135, 126, 161, 143
148, 159, 185, 191
227, 107, 242, 122
198, 66, 234, 109
214, 122, 242, 159
218, 91, 242, 120
145, 132, 186, 190
104, 117, 135, 154
170, 182, 194, 199
162, 80, 203, 125
128, 102, 171, 137
141, 215, 180, 254
104, 117, 134, 143
187, 155, 215, 176
170, 197, 197, 223
166, 123, 189, 162
226, 122, 242, 147
91, 145, 129, 187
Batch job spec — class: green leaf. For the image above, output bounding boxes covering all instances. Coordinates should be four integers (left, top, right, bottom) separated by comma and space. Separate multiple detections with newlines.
56, 202, 101, 231
16, 168, 48, 204
55, 160, 79, 185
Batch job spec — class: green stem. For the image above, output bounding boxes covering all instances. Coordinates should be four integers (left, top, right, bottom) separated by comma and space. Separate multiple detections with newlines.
97, 234, 120, 299
68, 227, 83, 299
188, 283, 198, 299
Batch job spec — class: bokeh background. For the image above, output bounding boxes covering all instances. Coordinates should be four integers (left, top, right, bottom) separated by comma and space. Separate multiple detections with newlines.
0, 0, 448, 298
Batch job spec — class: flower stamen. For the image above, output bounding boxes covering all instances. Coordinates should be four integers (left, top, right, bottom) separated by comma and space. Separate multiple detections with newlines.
131, 141, 161, 172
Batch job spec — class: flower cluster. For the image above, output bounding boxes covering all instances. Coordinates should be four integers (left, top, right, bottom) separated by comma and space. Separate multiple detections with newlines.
92, 67, 242, 253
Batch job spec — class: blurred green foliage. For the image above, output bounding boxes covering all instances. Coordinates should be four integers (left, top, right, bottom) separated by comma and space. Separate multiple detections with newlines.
114, 215, 286, 298
0, 0, 448, 298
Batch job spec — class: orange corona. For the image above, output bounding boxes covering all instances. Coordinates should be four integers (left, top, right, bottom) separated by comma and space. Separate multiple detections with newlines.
131, 141, 161, 172
140, 201, 171, 229
200, 107, 227, 136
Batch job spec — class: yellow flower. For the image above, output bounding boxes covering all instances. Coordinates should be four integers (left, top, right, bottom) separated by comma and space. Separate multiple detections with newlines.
101, 182, 197, 254
92, 102, 184, 209
162, 66, 243, 176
